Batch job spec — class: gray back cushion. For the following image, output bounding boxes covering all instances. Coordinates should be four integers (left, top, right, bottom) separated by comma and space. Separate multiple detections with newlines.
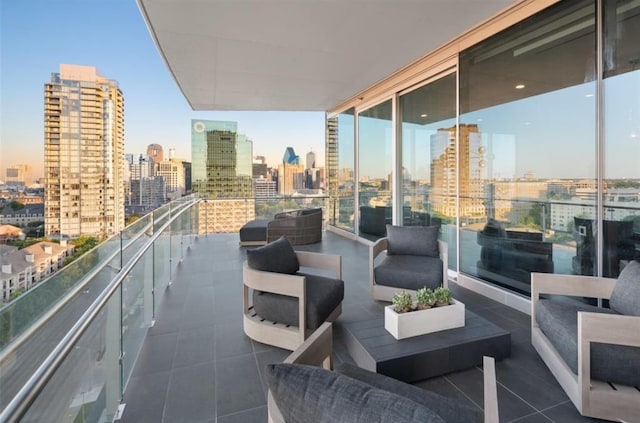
246, 236, 299, 274
386, 224, 439, 257
335, 363, 482, 423
266, 363, 445, 423
610, 260, 640, 316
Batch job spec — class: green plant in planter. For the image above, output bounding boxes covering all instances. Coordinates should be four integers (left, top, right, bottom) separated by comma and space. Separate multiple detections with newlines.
433, 286, 452, 306
416, 287, 436, 310
391, 290, 413, 313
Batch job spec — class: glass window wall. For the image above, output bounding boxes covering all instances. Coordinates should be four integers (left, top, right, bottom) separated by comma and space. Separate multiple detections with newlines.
358, 100, 393, 240
602, 0, 640, 278
330, 109, 356, 231
459, 0, 597, 295
400, 73, 457, 265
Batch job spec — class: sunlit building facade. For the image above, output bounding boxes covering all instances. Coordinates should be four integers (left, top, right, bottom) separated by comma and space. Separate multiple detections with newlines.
44, 64, 125, 238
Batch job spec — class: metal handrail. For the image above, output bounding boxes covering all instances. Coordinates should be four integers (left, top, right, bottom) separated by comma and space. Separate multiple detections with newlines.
0, 198, 191, 362
0, 198, 200, 423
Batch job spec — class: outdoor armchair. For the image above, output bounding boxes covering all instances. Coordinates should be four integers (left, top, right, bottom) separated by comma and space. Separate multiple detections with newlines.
370, 224, 448, 301
531, 260, 640, 422
243, 236, 343, 351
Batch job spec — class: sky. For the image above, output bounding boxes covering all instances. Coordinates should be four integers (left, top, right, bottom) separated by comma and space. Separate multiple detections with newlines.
0, 0, 326, 179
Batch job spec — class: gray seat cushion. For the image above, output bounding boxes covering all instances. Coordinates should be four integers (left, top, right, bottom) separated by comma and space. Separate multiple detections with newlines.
253, 273, 344, 330
536, 299, 640, 386
335, 363, 482, 423
239, 219, 268, 242
266, 363, 445, 423
386, 224, 439, 257
610, 260, 640, 316
246, 236, 299, 275
374, 255, 443, 290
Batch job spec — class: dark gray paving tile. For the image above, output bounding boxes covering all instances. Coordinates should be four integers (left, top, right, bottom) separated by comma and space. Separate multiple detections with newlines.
120, 371, 170, 423
413, 376, 480, 410
132, 333, 177, 377
494, 357, 568, 410
542, 401, 609, 423
215, 321, 254, 359
446, 367, 538, 422
215, 354, 266, 416
510, 412, 554, 422
164, 362, 215, 423
173, 326, 216, 369
217, 406, 268, 423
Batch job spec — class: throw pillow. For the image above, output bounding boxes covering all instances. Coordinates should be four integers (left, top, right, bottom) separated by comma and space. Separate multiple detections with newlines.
386, 224, 439, 257
335, 363, 482, 423
246, 236, 299, 275
265, 363, 445, 423
610, 260, 640, 316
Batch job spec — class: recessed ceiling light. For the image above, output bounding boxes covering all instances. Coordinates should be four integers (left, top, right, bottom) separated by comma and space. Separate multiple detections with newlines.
420, 113, 428, 117
585, 93, 594, 98
515, 84, 525, 89
477, 118, 483, 122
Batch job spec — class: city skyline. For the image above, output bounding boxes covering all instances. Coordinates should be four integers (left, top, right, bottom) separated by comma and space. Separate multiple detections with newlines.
0, 0, 326, 180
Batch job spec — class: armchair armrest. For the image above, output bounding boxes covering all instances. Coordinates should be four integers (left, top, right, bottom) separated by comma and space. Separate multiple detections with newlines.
295, 251, 342, 279
242, 262, 305, 298
531, 273, 615, 329
578, 312, 640, 407
483, 356, 499, 423
371, 237, 388, 260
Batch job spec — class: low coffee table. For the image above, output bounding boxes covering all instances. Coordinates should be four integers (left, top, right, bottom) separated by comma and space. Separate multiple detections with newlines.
341, 310, 510, 382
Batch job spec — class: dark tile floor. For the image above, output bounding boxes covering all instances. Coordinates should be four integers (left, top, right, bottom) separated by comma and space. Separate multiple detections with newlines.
118, 231, 605, 423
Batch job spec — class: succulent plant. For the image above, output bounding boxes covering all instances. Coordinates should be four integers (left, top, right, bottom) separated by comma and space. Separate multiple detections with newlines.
433, 286, 452, 306
416, 287, 436, 309
391, 290, 413, 313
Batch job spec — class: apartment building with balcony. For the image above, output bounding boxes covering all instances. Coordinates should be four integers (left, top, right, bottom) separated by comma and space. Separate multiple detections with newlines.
44, 64, 125, 239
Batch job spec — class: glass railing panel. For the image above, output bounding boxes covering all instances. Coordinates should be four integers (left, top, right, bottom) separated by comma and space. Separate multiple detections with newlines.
0, 244, 115, 350
121, 251, 154, 383
19, 285, 122, 423
0, 264, 119, 412
153, 232, 171, 309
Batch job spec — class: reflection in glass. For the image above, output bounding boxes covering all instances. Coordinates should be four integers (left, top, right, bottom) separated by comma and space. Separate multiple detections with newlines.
459, 0, 596, 295
602, 0, 640, 277
358, 100, 393, 240
326, 110, 355, 231
400, 73, 457, 264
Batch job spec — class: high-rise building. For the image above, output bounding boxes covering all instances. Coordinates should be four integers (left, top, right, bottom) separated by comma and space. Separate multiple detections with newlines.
124, 154, 165, 208
236, 134, 253, 177
44, 64, 125, 238
156, 157, 187, 200
5, 164, 33, 186
191, 120, 252, 198
283, 147, 300, 165
430, 124, 485, 222
146, 143, 164, 163
306, 150, 316, 170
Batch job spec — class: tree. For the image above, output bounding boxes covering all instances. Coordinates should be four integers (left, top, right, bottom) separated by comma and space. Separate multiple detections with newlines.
9, 201, 24, 210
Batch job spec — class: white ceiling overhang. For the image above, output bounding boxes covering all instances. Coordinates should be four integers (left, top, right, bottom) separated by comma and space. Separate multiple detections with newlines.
137, 0, 516, 111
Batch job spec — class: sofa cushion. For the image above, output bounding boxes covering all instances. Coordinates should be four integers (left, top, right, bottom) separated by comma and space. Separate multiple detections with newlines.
536, 298, 640, 386
246, 236, 299, 275
266, 363, 445, 423
374, 255, 443, 290
386, 225, 439, 257
253, 273, 344, 330
610, 260, 640, 316
335, 363, 482, 423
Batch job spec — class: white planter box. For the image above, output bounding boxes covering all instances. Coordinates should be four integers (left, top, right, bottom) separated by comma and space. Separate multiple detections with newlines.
384, 299, 465, 340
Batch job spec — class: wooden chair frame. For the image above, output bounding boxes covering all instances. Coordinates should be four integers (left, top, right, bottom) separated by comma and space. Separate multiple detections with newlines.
369, 238, 448, 302
268, 322, 499, 423
531, 272, 640, 422
243, 251, 342, 351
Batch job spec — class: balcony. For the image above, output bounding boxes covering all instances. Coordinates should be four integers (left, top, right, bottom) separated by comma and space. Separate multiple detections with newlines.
0, 198, 604, 422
